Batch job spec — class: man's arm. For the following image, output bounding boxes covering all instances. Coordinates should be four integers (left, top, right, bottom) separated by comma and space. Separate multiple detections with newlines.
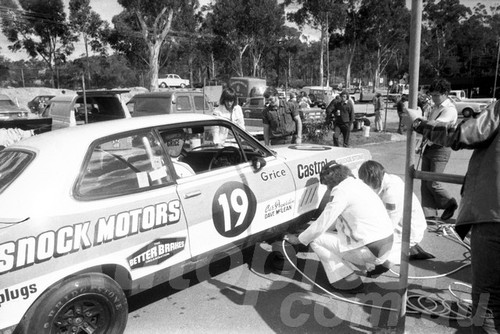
414, 101, 500, 150
294, 115, 302, 144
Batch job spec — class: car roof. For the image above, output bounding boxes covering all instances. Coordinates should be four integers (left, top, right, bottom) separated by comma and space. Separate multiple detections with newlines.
12, 113, 217, 151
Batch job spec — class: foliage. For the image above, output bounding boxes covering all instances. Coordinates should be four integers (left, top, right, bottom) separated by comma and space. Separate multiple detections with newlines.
302, 120, 331, 144
1, 0, 77, 88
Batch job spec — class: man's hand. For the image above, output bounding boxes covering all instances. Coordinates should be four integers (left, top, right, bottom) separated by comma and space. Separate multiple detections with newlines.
284, 233, 301, 245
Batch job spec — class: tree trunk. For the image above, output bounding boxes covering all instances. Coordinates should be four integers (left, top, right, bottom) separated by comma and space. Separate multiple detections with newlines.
149, 42, 161, 92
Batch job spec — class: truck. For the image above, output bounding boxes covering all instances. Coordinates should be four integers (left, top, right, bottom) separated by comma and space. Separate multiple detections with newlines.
229, 77, 267, 105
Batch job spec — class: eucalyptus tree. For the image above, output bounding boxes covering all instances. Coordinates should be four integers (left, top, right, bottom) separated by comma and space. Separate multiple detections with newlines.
109, 0, 200, 91
284, 0, 347, 87
69, 0, 110, 86
0, 0, 77, 88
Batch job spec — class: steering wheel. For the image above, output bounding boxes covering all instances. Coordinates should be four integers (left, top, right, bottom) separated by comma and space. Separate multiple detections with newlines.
191, 143, 218, 151
208, 146, 243, 170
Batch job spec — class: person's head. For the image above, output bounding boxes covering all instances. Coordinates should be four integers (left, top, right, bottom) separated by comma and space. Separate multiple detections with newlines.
219, 88, 238, 110
289, 92, 296, 100
428, 78, 451, 105
340, 90, 349, 101
401, 94, 408, 102
358, 160, 386, 191
319, 162, 354, 189
375, 92, 382, 98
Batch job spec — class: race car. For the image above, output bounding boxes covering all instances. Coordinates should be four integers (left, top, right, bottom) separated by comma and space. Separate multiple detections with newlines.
0, 113, 371, 333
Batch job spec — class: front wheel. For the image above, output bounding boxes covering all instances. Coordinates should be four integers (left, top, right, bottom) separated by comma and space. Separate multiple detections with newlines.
17, 273, 128, 334
180, 83, 186, 88
462, 108, 473, 118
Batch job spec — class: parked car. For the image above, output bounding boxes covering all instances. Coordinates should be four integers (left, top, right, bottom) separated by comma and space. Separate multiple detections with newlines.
27, 95, 55, 114
41, 89, 131, 130
448, 95, 488, 118
0, 94, 30, 120
0, 113, 371, 333
126, 90, 213, 116
158, 74, 190, 88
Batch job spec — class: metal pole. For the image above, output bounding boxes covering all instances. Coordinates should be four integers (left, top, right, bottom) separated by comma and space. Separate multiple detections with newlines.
82, 73, 88, 124
493, 37, 500, 99
396, 0, 422, 333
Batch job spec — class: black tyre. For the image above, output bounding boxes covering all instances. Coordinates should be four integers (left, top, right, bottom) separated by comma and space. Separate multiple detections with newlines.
17, 273, 128, 334
159, 82, 167, 88
180, 83, 186, 88
462, 108, 473, 118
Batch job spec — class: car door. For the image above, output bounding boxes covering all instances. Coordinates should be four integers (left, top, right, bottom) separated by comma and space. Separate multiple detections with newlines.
73, 129, 192, 281
158, 121, 296, 258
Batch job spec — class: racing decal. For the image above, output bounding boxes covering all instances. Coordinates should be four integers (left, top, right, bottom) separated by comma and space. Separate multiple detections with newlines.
260, 168, 287, 181
128, 238, 186, 270
212, 182, 257, 238
0, 200, 181, 275
334, 154, 365, 166
0, 284, 37, 309
265, 198, 294, 219
288, 145, 332, 151
297, 158, 328, 179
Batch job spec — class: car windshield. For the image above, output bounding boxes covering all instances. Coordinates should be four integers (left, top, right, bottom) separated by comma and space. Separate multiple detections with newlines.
129, 96, 173, 116
0, 150, 34, 195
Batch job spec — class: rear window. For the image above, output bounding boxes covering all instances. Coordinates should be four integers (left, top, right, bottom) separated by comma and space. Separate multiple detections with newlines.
175, 96, 192, 112
129, 96, 173, 116
193, 96, 210, 112
0, 150, 34, 194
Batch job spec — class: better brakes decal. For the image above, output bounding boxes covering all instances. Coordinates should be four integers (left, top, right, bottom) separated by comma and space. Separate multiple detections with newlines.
212, 182, 257, 238
0, 200, 181, 275
128, 237, 186, 269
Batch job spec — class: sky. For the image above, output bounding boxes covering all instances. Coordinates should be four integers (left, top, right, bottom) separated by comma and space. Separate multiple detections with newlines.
0, 0, 497, 62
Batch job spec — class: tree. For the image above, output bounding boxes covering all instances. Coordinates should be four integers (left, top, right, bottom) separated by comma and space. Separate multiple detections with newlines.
1, 0, 77, 88
69, 0, 111, 87
206, 0, 287, 78
285, 0, 347, 87
110, 0, 199, 91
422, 0, 471, 77
357, 0, 410, 90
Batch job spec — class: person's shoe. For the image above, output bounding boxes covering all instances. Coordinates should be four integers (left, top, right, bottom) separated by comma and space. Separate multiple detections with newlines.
366, 261, 391, 278
441, 198, 458, 221
330, 273, 364, 293
409, 244, 435, 260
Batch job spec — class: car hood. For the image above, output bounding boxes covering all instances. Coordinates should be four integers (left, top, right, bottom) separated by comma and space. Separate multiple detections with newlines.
272, 144, 371, 171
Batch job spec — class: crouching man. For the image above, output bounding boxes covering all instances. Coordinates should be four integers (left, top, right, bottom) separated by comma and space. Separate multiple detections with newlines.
285, 162, 394, 292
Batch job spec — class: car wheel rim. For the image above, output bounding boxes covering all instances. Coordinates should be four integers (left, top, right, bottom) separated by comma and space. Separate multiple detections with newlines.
52, 295, 112, 334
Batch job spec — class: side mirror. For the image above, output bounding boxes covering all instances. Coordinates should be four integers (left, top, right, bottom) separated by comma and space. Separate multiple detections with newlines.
251, 157, 266, 172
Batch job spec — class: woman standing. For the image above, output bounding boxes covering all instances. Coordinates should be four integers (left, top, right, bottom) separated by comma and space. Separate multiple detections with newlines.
421, 78, 458, 221
212, 88, 245, 145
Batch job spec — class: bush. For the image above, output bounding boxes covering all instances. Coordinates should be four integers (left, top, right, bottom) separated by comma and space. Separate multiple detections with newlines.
302, 120, 331, 144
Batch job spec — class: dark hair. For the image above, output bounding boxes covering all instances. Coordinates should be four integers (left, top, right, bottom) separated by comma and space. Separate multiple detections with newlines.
319, 162, 353, 188
358, 160, 385, 190
219, 88, 237, 107
428, 78, 451, 95
264, 87, 278, 99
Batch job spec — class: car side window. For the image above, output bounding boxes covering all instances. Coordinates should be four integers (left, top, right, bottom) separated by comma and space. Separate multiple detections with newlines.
76, 130, 173, 200
176, 96, 191, 112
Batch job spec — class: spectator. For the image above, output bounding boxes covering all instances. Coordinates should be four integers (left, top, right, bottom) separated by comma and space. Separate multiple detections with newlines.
358, 160, 434, 264
285, 162, 394, 292
212, 88, 245, 145
396, 94, 408, 134
262, 89, 302, 146
413, 99, 500, 333
372, 92, 385, 132
420, 78, 458, 221
326, 90, 355, 147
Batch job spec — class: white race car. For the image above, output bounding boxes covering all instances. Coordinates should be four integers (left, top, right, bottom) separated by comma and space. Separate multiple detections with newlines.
0, 114, 370, 333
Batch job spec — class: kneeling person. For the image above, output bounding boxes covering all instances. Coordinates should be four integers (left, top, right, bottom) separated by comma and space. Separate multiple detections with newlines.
358, 160, 434, 263
285, 162, 394, 292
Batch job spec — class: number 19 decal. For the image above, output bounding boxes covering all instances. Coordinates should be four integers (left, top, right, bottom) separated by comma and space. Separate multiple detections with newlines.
212, 182, 257, 237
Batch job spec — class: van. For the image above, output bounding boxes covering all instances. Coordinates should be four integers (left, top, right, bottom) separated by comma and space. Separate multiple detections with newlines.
229, 77, 267, 105
42, 89, 131, 130
126, 90, 213, 116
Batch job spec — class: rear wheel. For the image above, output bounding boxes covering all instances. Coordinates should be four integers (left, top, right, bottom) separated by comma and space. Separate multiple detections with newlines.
159, 82, 167, 88
17, 273, 128, 334
462, 108, 473, 118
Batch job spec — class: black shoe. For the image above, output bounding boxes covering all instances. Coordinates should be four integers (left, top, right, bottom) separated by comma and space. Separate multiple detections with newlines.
409, 244, 435, 260
366, 263, 390, 278
441, 198, 458, 221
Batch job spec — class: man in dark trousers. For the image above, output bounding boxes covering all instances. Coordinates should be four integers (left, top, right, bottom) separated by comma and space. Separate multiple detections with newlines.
326, 90, 355, 147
